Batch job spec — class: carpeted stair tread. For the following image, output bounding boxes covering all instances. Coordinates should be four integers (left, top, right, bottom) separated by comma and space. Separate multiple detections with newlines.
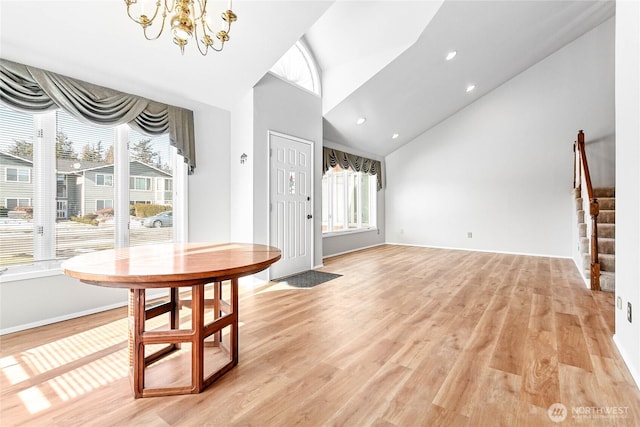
579, 237, 615, 255
597, 210, 615, 224
593, 187, 615, 198
582, 253, 615, 272
600, 272, 615, 292
597, 237, 615, 254
597, 224, 615, 238
598, 197, 615, 210
574, 186, 615, 291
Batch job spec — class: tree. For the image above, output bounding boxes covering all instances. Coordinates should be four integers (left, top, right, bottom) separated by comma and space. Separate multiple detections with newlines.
56, 131, 77, 160
130, 138, 158, 165
7, 139, 33, 158
104, 145, 114, 164
80, 141, 104, 162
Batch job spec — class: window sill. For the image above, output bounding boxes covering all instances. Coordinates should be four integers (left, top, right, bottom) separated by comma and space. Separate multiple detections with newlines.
323, 228, 378, 238
0, 261, 64, 283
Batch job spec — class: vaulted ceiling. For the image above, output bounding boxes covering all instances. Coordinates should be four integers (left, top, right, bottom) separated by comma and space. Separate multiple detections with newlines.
0, 1, 615, 158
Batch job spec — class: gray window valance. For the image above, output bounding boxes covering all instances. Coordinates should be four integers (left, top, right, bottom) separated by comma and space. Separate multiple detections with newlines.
0, 58, 196, 173
322, 147, 383, 190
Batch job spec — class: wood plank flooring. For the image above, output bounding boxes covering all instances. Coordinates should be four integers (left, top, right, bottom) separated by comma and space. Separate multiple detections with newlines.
1, 245, 639, 426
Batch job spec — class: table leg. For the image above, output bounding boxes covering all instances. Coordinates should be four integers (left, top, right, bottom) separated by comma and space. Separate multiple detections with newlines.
231, 278, 239, 366
192, 284, 205, 392
132, 288, 146, 398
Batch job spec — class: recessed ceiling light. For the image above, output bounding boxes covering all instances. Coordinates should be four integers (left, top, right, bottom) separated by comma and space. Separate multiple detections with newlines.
356, 117, 366, 125
466, 84, 476, 93
446, 51, 457, 61
391, 133, 399, 139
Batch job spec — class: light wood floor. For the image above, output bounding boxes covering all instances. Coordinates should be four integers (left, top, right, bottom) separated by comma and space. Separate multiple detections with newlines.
1, 245, 639, 426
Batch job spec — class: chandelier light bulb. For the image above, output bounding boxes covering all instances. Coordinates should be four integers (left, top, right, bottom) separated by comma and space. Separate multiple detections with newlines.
125, 0, 237, 56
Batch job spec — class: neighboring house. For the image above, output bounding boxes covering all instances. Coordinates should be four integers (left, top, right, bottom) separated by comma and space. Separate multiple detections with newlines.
0, 152, 33, 211
0, 151, 172, 218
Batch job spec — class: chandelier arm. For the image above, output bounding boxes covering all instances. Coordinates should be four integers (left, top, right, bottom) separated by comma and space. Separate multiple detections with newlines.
125, 0, 235, 56
125, 1, 161, 26
192, 0, 207, 20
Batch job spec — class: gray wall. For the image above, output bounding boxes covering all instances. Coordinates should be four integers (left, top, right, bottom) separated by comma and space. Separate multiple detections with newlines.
385, 18, 615, 258
252, 73, 323, 269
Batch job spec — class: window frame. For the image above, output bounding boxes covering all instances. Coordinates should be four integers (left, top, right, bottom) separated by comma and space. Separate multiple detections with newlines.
130, 176, 152, 191
96, 199, 113, 211
322, 167, 377, 236
0, 107, 188, 281
5, 198, 31, 209
95, 173, 113, 187
5, 167, 30, 183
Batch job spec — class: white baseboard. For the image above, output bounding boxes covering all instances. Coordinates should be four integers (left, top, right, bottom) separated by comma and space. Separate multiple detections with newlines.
0, 301, 129, 335
322, 243, 385, 260
385, 241, 573, 260
613, 334, 640, 390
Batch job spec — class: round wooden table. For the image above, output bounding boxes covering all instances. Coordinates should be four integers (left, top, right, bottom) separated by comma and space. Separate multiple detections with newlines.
61, 242, 281, 398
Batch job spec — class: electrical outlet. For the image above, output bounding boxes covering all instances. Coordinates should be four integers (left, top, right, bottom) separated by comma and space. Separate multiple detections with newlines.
467, 232, 473, 238
628, 303, 632, 323
617, 297, 622, 309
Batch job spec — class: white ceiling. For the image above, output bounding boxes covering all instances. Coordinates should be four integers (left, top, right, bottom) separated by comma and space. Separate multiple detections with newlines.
0, 0, 333, 111
317, 0, 616, 157
0, 1, 615, 158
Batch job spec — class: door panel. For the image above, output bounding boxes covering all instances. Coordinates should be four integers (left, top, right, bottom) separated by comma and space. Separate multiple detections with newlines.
269, 133, 313, 279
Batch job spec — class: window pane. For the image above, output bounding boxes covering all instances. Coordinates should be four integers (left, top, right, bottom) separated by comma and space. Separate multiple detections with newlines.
56, 109, 116, 258
0, 105, 35, 266
321, 174, 329, 232
348, 172, 358, 229
333, 172, 345, 231
360, 173, 370, 227
321, 164, 377, 234
128, 128, 173, 247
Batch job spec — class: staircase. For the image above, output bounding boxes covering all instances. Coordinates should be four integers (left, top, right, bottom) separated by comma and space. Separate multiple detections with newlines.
576, 187, 615, 292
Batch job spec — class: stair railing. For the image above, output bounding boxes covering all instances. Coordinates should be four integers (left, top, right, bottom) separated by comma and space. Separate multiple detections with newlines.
574, 130, 600, 291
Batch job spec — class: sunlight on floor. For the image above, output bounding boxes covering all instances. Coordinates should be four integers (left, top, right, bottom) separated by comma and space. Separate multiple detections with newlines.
1, 319, 130, 415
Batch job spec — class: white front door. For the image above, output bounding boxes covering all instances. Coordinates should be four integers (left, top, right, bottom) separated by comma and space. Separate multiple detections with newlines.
269, 132, 313, 279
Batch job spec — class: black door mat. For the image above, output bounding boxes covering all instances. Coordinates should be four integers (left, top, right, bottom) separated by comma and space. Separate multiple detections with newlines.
273, 270, 342, 288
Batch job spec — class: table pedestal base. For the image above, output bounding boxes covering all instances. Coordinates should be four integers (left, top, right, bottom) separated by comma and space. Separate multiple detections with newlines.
128, 279, 239, 398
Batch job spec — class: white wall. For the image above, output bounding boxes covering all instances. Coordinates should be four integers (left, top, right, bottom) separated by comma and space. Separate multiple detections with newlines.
230, 91, 255, 243
385, 18, 615, 258
613, 0, 640, 387
188, 105, 231, 243
322, 139, 386, 258
252, 73, 323, 270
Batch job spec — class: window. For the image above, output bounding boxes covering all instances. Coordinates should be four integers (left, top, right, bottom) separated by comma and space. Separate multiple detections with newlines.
96, 199, 113, 210
270, 40, 321, 95
322, 166, 377, 233
5, 198, 30, 209
130, 176, 151, 191
57, 175, 68, 198
0, 104, 182, 271
6, 167, 30, 182
96, 174, 113, 186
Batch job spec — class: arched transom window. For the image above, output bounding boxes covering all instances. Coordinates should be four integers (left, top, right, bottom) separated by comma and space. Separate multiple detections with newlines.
270, 41, 321, 96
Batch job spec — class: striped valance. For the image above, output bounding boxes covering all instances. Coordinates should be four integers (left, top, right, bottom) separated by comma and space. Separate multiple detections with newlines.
322, 147, 383, 190
0, 58, 196, 173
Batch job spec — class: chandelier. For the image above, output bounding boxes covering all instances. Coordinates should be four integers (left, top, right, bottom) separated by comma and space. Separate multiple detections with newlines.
124, 0, 237, 56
